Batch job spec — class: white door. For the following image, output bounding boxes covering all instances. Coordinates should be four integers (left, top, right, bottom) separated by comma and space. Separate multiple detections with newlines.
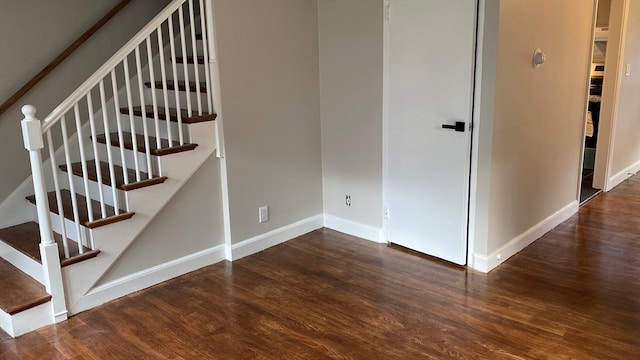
385, 0, 476, 265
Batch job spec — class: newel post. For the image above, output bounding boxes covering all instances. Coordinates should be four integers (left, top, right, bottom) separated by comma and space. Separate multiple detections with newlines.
21, 105, 68, 322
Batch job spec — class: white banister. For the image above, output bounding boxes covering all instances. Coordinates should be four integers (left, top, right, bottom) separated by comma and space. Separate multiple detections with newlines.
21, 105, 68, 323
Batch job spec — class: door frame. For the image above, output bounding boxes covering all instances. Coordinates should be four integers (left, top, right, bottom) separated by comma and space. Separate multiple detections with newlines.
381, 0, 482, 266
592, 0, 631, 192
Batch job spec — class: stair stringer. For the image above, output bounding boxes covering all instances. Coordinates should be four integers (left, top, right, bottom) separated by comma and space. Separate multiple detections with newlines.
61, 120, 218, 315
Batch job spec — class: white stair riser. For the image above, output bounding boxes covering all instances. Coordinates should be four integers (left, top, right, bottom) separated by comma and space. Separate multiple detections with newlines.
142, 86, 212, 117
49, 213, 91, 246
0, 241, 43, 284
69, 175, 128, 210
0, 301, 54, 338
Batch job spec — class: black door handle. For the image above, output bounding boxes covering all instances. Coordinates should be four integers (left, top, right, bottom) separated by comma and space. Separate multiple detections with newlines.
442, 121, 465, 132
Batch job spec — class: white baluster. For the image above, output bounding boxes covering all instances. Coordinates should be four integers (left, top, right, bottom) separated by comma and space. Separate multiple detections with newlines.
136, 47, 154, 177
189, 0, 202, 116
199, 0, 213, 114
179, 6, 193, 119
157, 23, 173, 146
59, 117, 82, 256
87, 93, 107, 218
111, 69, 129, 186
74, 104, 94, 223
146, 36, 162, 151
124, 57, 142, 182
169, 14, 185, 146
100, 80, 120, 215
46, 130, 70, 259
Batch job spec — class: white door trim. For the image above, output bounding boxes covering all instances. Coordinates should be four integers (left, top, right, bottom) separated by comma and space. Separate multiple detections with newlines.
593, 0, 631, 191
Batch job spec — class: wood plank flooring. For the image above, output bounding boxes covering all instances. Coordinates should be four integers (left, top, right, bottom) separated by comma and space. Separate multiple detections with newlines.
2, 177, 639, 359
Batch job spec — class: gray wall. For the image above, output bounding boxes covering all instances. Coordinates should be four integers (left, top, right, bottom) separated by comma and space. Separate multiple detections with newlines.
0, 0, 171, 203
213, 0, 323, 243
482, 0, 594, 255
318, 0, 383, 230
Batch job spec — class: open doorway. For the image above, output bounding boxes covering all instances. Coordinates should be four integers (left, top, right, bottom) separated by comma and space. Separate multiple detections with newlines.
580, 0, 611, 204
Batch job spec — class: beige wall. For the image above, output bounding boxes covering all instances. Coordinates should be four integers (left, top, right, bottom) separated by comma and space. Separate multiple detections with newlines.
318, 0, 383, 229
609, 0, 640, 178
213, 0, 323, 243
0, 0, 171, 202
484, 0, 594, 255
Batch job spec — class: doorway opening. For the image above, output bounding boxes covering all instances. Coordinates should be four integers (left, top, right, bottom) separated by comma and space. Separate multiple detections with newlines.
580, 0, 611, 204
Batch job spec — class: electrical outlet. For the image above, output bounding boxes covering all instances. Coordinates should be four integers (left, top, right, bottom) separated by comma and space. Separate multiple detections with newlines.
345, 195, 352, 207
258, 205, 269, 223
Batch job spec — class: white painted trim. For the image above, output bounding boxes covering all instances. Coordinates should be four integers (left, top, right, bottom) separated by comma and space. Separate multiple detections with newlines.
471, 201, 579, 273
594, 0, 631, 191
324, 215, 385, 243
0, 240, 43, 283
219, 157, 233, 261
0, 302, 53, 338
381, 0, 391, 256
606, 159, 640, 191
230, 215, 324, 261
72, 245, 226, 315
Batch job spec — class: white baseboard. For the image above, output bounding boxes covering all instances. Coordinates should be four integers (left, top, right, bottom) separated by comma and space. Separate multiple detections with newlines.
0, 302, 53, 338
230, 214, 324, 261
323, 215, 384, 243
471, 201, 579, 273
606, 160, 640, 191
70, 245, 226, 315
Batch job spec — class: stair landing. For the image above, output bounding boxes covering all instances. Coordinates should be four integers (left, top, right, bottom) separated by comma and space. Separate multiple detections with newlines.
0, 257, 50, 315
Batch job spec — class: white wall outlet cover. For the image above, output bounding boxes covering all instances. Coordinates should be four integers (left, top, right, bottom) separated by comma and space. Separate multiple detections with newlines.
258, 205, 269, 223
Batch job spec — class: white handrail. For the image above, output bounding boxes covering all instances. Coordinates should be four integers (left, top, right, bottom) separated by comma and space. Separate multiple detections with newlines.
41, 0, 188, 131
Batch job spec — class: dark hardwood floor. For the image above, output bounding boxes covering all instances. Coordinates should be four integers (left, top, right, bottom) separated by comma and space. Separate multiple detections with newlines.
2, 177, 639, 359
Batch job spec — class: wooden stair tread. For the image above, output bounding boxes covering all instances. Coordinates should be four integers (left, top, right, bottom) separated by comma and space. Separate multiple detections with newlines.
120, 105, 216, 124
144, 80, 207, 93
60, 160, 167, 191
175, 55, 205, 64
0, 257, 50, 315
0, 222, 99, 268
95, 132, 198, 156
26, 190, 134, 229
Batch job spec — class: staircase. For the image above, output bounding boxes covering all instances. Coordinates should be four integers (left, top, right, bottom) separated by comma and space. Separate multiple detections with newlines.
0, 0, 224, 337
